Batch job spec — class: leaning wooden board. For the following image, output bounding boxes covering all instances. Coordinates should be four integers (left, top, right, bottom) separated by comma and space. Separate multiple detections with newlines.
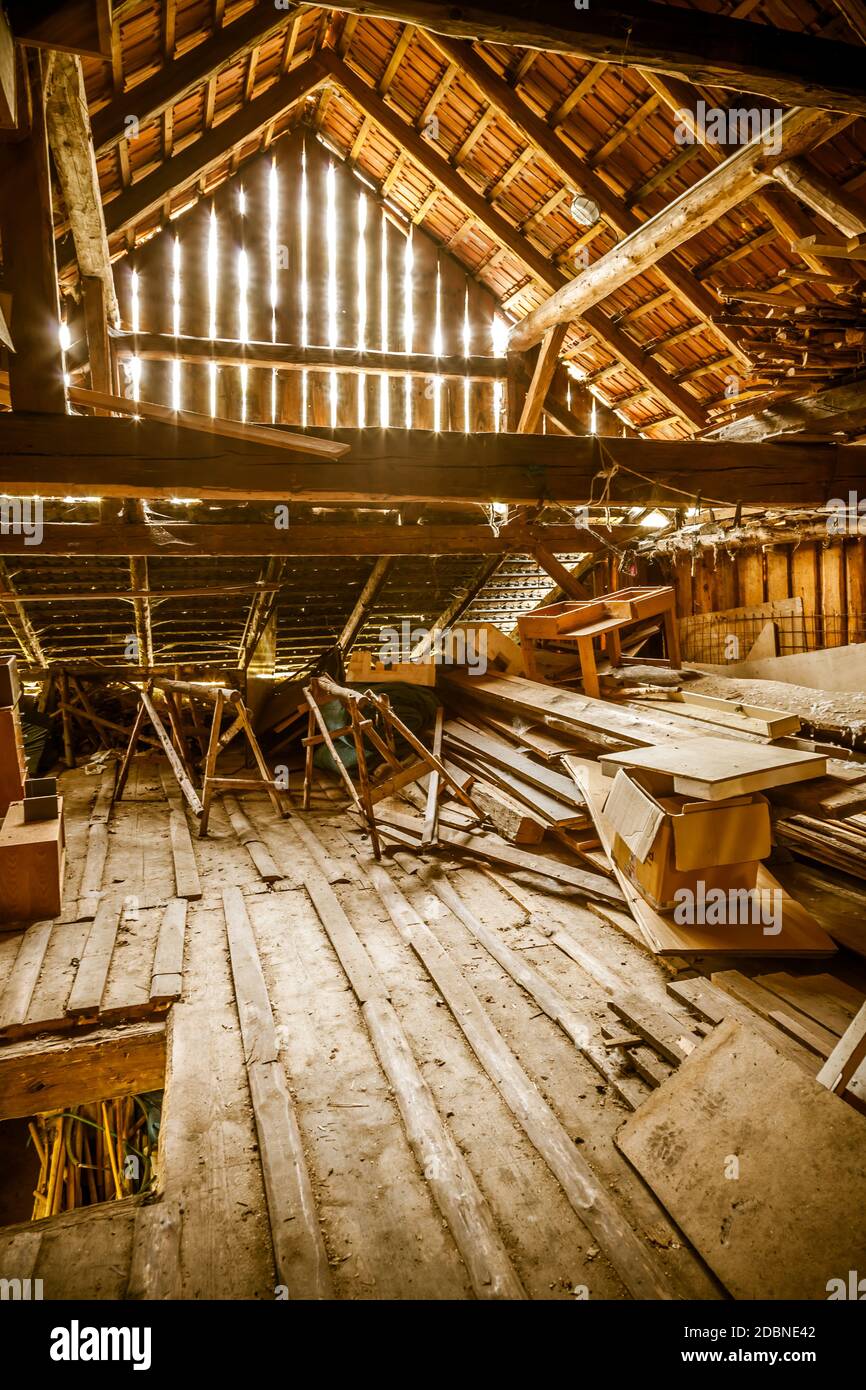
599, 736, 826, 800
617, 1018, 866, 1300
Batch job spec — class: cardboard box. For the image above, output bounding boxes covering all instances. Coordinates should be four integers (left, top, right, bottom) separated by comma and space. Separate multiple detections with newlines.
604, 768, 771, 910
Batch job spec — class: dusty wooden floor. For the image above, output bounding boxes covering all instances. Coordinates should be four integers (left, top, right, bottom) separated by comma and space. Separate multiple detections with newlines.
0, 755, 730, 1299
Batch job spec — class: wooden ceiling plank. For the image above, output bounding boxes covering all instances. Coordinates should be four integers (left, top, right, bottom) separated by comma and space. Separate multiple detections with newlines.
90, 56, 329, 246
427, 38, 748, 368
0, 522, 640, 559
90, 3, 295, 155
319, 1, 866, 115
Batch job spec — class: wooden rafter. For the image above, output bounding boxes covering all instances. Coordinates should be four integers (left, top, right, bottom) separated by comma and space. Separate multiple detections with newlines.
320, 1, 866, 114
90, 4, 295, 155
337, 556, 392, 654
510, 107, 853, 351
429, 36, 746, 367
320, 49, 705, 429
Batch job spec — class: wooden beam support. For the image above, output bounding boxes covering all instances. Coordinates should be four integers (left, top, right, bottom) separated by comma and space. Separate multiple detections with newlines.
45, 52, 119, 323
771, 160, 866, 240
532, 545, 591, 601
641, 70, 861, 284
337, 556, 392, 652
0, 54, 65, 412
320, 50, 705, 429
113, 330, 507, 380
706, 376, 866, 443
0, 521, 637, 558
510, 108, 852, 351
0, 561, 46, 665
517, 325, 568, 433
321, 1, 866, 115
0, 417, 861, 507
411, 554, 510, 658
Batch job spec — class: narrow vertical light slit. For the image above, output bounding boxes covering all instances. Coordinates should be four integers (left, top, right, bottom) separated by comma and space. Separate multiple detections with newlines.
300, 143, 309, 423
379, 212, 389, 427
172, 236, 182, 412
403, 229, 413, 428
357, 192, 367, 427
238, 246, 249, 421
269, 158, 279, 423
326, 162, 338, 423
207, 207, 218, 417
433, 263, 442, 433
462, 286, 470, 432
130, 269, 141, 402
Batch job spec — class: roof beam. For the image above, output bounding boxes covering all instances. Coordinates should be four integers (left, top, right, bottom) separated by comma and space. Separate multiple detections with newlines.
337, 555, 392, 652
0, 416, 860, 507
771, 160, 866, 239
517, 325, 568, 432
320, 1, 866, 115
640, 69, 862, 285
429, 36, 746, 364
44, 51, 119, 323
90, 3, 296, 155
0, 561, 46, 665
320, 49, 705, 429
509, 107, 850, 350
0, 522, 638, 558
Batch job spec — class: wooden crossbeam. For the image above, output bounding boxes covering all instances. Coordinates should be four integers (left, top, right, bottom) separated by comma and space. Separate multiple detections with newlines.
0, 521, 636, 557
0, 416, 862, 507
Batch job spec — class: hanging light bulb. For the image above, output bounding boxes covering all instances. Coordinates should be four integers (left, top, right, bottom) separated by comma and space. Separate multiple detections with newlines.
570, 193, 600, 228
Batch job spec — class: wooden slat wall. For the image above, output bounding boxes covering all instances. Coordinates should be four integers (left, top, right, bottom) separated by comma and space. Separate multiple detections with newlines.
113, 131, 507, 433
669, 540, 866, 656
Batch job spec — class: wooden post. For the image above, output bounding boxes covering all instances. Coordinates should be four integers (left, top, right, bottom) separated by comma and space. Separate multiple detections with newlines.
0, 53, 65, 412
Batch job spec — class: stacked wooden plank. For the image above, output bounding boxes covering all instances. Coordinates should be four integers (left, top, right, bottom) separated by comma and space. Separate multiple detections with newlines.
431, 670, 866, 957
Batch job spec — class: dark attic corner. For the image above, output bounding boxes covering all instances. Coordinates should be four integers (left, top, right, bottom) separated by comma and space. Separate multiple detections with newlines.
0, 0, 866, 1363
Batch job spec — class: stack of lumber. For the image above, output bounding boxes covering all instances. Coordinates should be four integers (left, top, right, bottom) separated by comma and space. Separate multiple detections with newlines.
424, 671, 866, 958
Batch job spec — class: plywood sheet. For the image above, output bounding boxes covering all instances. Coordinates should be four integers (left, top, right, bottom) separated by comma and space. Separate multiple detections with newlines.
599, 736, 825, 800
617, 1018, 866, 1299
